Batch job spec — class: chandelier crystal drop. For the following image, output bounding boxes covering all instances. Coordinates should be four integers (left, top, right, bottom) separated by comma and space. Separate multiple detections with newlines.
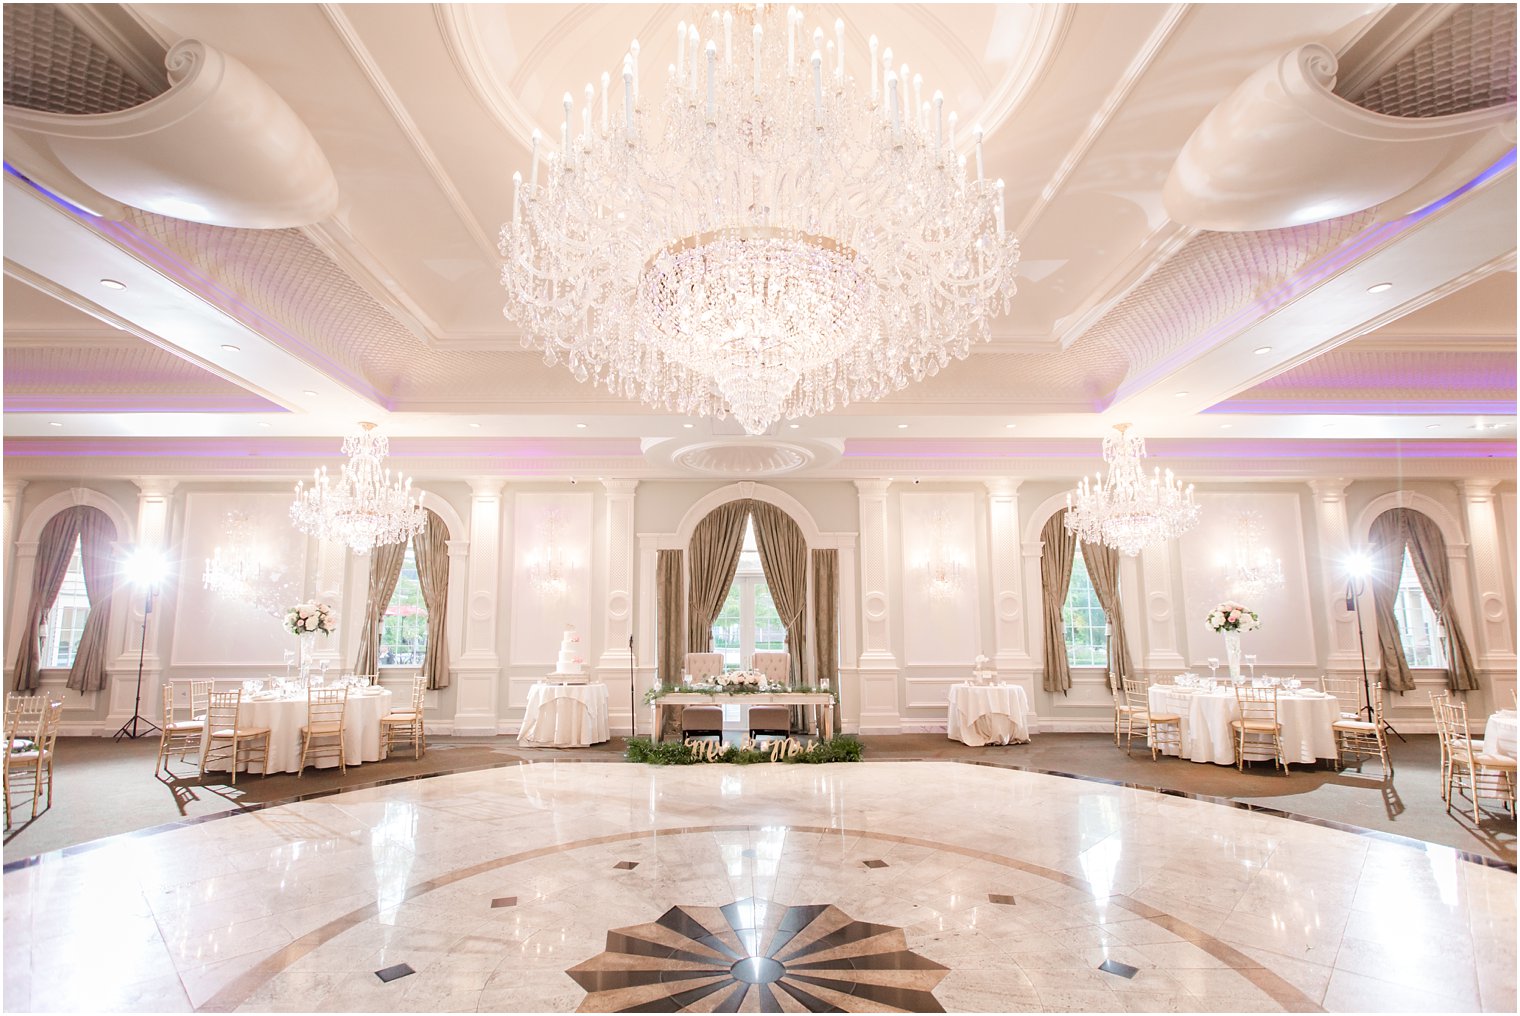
1065, 423, 1200, 557
290, 422, 426, 555
499, 4, 1020, 435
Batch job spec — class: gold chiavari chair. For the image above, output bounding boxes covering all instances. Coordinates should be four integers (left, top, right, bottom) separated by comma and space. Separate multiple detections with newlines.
298, 687, 349, 777
1331, 682, 1391, 776
1119, 677, 1178, 758
155, 685, 205, 775
380, 675, 428, 760
189, 679, 215, 723
1112, 676, 1140, 747
5, 699, 62, 829
4, 695, 47, 745
1232, 685, 1287, 773
1429, 691, 1454, 800
1317, 675, 1363, 720
1444, 699, 1517, 823
200, 689, 271, 785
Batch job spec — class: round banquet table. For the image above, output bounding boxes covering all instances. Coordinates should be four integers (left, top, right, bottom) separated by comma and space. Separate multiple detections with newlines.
518, 681, 610, 747
1483, 710, 1517, 758
946, 683, 1031, 746
202, 688, 392, 774
1147, 684, 1338, 766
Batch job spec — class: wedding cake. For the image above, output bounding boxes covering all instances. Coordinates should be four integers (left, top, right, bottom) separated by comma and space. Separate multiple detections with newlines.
554, 624, 583, 676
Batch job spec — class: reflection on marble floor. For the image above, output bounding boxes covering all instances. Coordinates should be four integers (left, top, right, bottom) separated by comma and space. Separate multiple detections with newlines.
3, 761, 1515, 1013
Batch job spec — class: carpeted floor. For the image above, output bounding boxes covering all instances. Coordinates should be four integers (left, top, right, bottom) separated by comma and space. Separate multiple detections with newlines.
4, 732, 1514, 866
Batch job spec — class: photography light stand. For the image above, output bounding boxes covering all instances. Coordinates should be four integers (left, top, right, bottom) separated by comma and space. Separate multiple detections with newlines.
1345, 574, 1405, 743
628, 633, 637, 739
114, 580, 162, 741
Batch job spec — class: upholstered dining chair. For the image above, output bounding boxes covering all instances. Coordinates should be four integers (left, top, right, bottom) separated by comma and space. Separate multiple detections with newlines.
201, 689, 271, 785
1232, 685, 1287, 773
380, 675, 427, 760
684, 653, 724, 682
1332, 682, 1391, 777
681, 705, 724, 742
752, 652, 789, 686
4, 698, 61, 829
748, 704, 790, 742
299, 686, 349, 776
156, 684, 205, 775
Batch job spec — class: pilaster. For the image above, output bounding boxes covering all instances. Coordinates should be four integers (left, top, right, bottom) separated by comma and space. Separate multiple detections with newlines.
1308, 479, 1360, 666
1458, 479, 1516, 667
454, 479, 504, 735
983, 480, 1030, 670
1139, 540, 1185, 671
3, 480, 27, 595
597, 479, 638, 735
854, 479, 899, 733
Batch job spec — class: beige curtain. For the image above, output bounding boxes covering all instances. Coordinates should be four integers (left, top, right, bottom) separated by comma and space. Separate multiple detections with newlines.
1401, 509, 1479, 692
1080, 539, 1134, 691
686, 500, 749, 654
750, 501, 808, 687
66, 508, 118, 693
811, 549, 838, 689
14, 507, 91, 692
657, 549, 685, 686
413, 510, 451, 690
354, 539, 408, 677
1366, 510, 1414, 693
1040, 510, 1076, 695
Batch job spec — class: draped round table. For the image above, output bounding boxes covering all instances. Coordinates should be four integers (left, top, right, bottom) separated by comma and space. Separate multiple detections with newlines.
1483, 710, 1517, 758
518, 682, 610, 747
202, 687, 392, 774
946, 683, 1031, 746
1147, 684, 1338, 766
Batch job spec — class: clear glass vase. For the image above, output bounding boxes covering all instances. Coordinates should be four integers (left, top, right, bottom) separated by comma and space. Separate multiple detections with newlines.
1224, 630, 1243, 680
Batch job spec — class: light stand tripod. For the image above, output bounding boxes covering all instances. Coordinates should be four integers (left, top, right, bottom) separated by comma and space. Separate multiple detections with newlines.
114, 582, 161, 741
627, 633, 637, 739
1345, 575, 1405, 743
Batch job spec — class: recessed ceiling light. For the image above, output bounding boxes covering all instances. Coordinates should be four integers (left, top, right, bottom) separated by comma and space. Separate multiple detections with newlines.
1426, 424, 1441, 430
99, 278, 126, 290
1253, 346, 1272, 355
1220, 423, 1233, 430
220, 343, 240, 353
788, 423, 800, 429
48, 421, 63, 428
576, 422, 588, 429
1366, 282, 1393, 294
468, 422, 481, 429
1004, 423, 1017, 429
1175, 391, 1189, 398
897, 423, 908, 429
258, 422, 272, 428
302, 390, 318, 397
683, 422, 694, 429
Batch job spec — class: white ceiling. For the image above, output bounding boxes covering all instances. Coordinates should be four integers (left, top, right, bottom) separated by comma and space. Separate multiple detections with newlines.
2, 2, 1515, 482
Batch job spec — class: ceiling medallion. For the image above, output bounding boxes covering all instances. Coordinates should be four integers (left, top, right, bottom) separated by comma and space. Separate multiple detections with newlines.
290, 422, 426, 555
499, 4, 1019, 435
566, 897, 948, 1011
1065, 423, 1200, 557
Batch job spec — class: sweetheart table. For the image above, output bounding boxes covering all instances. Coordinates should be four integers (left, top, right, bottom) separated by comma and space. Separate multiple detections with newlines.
651, 691, 835, 743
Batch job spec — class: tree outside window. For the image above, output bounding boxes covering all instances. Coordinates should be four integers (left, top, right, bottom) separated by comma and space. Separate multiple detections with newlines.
1393, 548, 1446, 669
39, 536, 89, 669
1063, 552, 1108, 668
379, 544, 428, 667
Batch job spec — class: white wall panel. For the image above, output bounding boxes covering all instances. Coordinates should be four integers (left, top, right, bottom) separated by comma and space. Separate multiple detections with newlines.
900, 492, 980, 667
171, 491, 307, 667
509, 491, 592, 668
1178, 491, 1318, 669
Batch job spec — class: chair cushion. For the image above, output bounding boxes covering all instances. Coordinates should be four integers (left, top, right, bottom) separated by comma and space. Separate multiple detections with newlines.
210, 727, 269, 738
1475, 753, 1518, 770
1332, 719, 1377, 732
6, 750, 46, 763
165, 720, 203, 731
1231, 719, 1280, 732
302, 722, 343, 735
681, 705, 724, 731
1147, 713, 1182, 723
748, 705, 790, 729
383, 711, 419, 721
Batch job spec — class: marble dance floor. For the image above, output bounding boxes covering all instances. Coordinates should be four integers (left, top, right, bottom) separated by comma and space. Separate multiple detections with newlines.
3, 760, 1514, 1013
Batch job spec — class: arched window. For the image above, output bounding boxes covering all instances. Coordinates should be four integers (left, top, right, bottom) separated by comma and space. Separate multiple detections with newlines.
39, 535, 89, 668
710, 517, 786, 670
1394, 546, 1446, 669
1063, 552, 1108, 667
379, 543, 427, 667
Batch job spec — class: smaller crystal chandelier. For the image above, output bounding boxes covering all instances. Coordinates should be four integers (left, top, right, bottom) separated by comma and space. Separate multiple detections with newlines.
921, 509, 962, 601
1221, 511, 1284, 598
1065, 423, 1200, 557
290, 422, 426, 555
203, 511, 264, 600
527, 509, 572, 599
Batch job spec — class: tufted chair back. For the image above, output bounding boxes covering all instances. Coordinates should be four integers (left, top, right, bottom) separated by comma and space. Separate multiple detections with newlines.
753, 652, 790, 686
685, 652, 724, 681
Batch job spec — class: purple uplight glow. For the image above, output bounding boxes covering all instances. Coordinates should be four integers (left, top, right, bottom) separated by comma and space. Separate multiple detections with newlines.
842, 437, 1516, 460
3, 436, 647, 459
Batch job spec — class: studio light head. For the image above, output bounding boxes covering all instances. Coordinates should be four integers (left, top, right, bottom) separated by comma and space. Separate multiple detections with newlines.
123, 547, 169, 589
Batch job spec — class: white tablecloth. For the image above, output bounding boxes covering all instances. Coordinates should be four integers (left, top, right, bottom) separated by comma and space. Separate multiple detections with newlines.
1483, 710, 1517, 758
1148, 685, 1338, 766
202, 688, 392, 774
947, 683, 1031, 746
518, 682, 609, 747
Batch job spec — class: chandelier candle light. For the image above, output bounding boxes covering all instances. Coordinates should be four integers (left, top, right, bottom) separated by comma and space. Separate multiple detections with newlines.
290, 422, 426, 555
1065, 423, 1200, 557
499, 4, 1020, 435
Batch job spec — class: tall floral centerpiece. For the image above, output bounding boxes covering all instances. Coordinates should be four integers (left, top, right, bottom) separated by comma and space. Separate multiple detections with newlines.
1205, 601, 1259, 679
284, 601, 337, 675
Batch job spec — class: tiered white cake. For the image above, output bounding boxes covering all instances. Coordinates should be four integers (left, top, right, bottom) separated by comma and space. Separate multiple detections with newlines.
554, 624, 583, 676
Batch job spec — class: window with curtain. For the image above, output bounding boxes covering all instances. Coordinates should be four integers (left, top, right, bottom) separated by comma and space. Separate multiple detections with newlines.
1063, 552, 1108, 667
39, 535, 89, 669
710, 517, 785, 670
379, 543, 427, 666
1394, 547, 1446, 669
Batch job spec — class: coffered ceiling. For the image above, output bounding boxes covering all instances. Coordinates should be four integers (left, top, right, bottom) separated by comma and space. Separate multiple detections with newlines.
3, 3, 1515, 481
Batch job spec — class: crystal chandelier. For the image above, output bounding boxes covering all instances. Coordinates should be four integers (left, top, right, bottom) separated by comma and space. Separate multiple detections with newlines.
1221, 511, 1284, 598
1065, 424, 1200, 557
921, 509, 962, 601
527, 509, 572, 600
290, 422, 426, 555
499, 4, 1019, 435
202, 511, 264, 600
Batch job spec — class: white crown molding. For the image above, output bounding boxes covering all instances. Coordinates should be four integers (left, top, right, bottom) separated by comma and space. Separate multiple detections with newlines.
1349, 333, 1517, 354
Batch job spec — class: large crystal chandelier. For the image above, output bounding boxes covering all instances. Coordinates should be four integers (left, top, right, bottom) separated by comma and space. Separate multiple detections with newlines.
290, 422, 426, 555
499, 4, 1020, 435
1221, 511, 1285, 598
1065, 424, 1200, 557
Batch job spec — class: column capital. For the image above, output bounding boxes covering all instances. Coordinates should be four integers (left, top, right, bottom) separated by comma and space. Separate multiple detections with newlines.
601, 478, 639, 496
133, 477, 178, 499
3, 479, 28, 499
444, 538, 470, 558
984, 478, 1024, 498
1022, 540, 1044, 558
468, 478, 505, 498
1307, 478, 1351, 501
854, 479, 891, 497
1458, 479, 1500, 502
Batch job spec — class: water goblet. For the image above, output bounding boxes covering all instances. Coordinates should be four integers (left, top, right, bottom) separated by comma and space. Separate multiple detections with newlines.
1245, 654, 1257, 679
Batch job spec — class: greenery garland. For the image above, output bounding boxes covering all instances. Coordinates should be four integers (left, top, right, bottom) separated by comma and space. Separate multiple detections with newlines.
643, 683, 836, 704
625, 734, 863, 766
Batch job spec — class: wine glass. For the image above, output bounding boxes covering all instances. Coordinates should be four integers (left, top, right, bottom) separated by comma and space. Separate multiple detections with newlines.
1206, 657, 1219, 680
1246, 654, 1258, 680
283, 649, 296, 678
